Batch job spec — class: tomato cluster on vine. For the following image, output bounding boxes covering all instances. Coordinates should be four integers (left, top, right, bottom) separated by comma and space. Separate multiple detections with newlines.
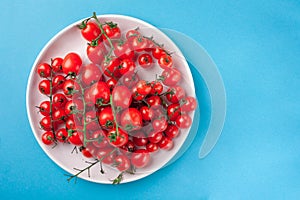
35, 14, 197, 177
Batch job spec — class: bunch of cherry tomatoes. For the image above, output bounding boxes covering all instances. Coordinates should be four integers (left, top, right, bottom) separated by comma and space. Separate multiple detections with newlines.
36, 14, 197, 177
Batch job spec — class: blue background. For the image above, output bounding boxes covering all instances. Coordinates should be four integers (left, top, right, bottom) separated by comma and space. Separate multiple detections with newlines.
0, 0, 299, 199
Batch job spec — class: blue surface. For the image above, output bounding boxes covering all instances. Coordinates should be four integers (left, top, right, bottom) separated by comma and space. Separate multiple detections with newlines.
0, 0, 300, 199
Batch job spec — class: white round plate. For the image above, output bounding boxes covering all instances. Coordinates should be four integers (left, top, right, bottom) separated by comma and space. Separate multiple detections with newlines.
26, 14, 196, 184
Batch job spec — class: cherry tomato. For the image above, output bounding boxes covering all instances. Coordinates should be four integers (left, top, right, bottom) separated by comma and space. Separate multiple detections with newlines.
37, 63, 51, 78
132, 86, 146, 101
106, 78, 117, 91
38, 101, 50, 116
107, 128, 128, 147
96, 147, 116, 164
120, 108, 143, 131
133, 132, 148, 146
152, 47, 166, 59
91, 130, 109, 148
152, 117, 168, 132
161, 68, 181, 86
138, 52, 154, 68
150, 81, 163, 95
55, 128, 68, 142
158, 54, 173, 69
80, 146, 94, 158
53, 109, 68, 123
136, 80, 151, 96
52, 75, 65, 90
112, 85, 132, 108
119, 59, 136, 75
146, 96, 162, 108
139, 106, 153, 121
52, 93, 67, 109
115, 155, 131, 172
181, 96, 197, 112
167, 103, 181, 121
176, 114, 192, 129
68, 130, 83, 146
41, 131, 55, 145
165, 124, 180, 138
39, 116, 52, 131
62, 79, 81, 98
85, 81, 110, 106
79, 21, 101, 42
113, 40, 135, 60
102, 22, 121, 41
38, 80, 51, 95
146, 143, 158, 152
64, 99, 83, 115
122, 71, 139, 88
87, 43, 107, 64
51, 57, 63, 73
121, 140, 136, 152
62, 52, 82, 75
65, 117, 76, 130
148, 131, 163, 144
166, 85, 185, 103
101, 56, 120, 77
158, 136, 173, 150
144, 38, 155, 52
98, 107, 115, 129
80, 63, 102, 86
131, 149, 150, 168
130, 36, 148, 51
125, 29, 140, 39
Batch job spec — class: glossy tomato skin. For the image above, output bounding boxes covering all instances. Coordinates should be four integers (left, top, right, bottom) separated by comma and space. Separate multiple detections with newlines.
62, 52, 82, 75
166, 85, 185, 103
64, 99, 83, 116
152, 117, 168, 133
136, 80, 151, 96
115, 155, 131, 172
146, 143, 158, 152
98, 107, 115, 130
176, 114, 192, 129
51, 57, 63, 73
167, 103, 181, 121
91, 130, 109, 148
84, 110, 99, 131
53, 109, 68, 123
181, 96, 197, 112
131, 149, 150, 168
150, 81, 163, 95
52, 75, 65, 90
119, 59, 136, 75
164, 124, 180, 138
80, 21, 101, 42
120, 108, 143, 131
107, 128, 129, 147
138, 53, 153, 68
130, 36, 148, 52
37, 63, 51, 78
80, 63, 102, 86
39, 116, 53, 131
87, 43, 107, 64
152, 47, 166, 59
68, 130, 83, 146
148, 131, 163, 144
101, 56, 120, 77
38, 80, 51, 95
122, 72, 139, 88
55, 128, 68, 142
112, 85, 132, 108
41, 131, 55, 145
96, 148, 116, 164
102, 23, 121, 41
133, 131, 148, 146
158, 136, 173, 150
38, 101, 51, 116
52, 93, 68, 109
85, 81, 110, 106
139, 106, 154, 121
65, 117, 76, 130
62, 79, 81, 98
158, 54, 173, 69
161, 68, 181, 86
113, 40, 135, 60
126, 29, 140, 39
146, 96, 162, 108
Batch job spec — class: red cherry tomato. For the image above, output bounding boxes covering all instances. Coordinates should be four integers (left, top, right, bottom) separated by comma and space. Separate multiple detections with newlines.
136, 80, 151, 96
80, 63, 102, 86
158, 136, 173, 150
79, 21, 101, 42
81, 146, 94, 158
146, 143, 158, 152
107, 128, 129, 147
138, 53, 154, 68
98, 107, 115, 129
106, 78, 117, 91
64, 99, 83, 115
62, 52, 82, 75
120, 108, 143, 131
161, 68, 181, 86
115, 155, 131, 172
96, 148, 116, 164
152, 47, 166, 59
119, 58, 136, 75
152, 117, 168, 132
87, 43, 107, 64
68, 130, 83, 146
51, 57, 63, 73
55, 128, 68, 142
53, 109, 68, 123
131, 149, 150, 168
133, 132, 148, 146
102, 22, 121, 41
101, 56, 120, 77
36, 63, 51, 78
38, 101, 51, 116
147, 131, 163, 144
41, 131, 55, 145
176, 114, 192, 129
65, 117, 76, 130
130, 36, 148, 51
150, 81, 163, 95
166, 85, 185, 103
113, 40, 135, 60
52, 75, 65, 90
52, 93, 68, 109
38, 80, 51, 95
167, 103, 181, 121
121, 140, 136, 152
112, 85, 132, 108
158, 54, 173, 69
84, 110, 99, 131
139, 106, 154, 121
39, 116, 53, 131
122, 72, 139, 88
164, 124, 180, 138
181, 96, 197, 112
146, 96, 162, 108
91, 130, 109, 148
125, 29, 140, 39
85, 81, 111, 106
